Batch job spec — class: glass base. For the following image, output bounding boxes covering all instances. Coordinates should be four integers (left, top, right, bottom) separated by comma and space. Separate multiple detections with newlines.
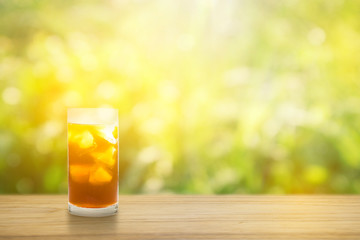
68, 202, 118, 217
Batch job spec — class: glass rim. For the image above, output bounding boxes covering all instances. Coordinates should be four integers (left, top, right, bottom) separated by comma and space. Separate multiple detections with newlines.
67, 108, 118, 124
67, 107, 118, 111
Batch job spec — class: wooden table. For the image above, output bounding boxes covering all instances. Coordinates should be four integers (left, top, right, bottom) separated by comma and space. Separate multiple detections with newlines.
0, 195, 359, 239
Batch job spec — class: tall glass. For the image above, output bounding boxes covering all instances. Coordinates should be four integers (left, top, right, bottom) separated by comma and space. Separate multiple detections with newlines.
67, 108, 118, 217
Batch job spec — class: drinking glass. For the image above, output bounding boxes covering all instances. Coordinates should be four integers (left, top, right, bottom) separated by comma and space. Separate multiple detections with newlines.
67, 108, 118, 217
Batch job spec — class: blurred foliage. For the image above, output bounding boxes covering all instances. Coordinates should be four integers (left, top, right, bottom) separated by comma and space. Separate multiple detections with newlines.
0, 0, 360, 194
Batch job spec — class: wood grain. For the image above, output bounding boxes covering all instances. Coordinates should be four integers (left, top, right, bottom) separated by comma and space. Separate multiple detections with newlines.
0, 195, 359, 239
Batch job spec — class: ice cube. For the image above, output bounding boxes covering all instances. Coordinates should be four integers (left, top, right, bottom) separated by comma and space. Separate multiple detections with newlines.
91, 146, 116, 167
79, 131, 94, 148
69, 130, 94, 149
89, 166, 112, 185
70, 164, 90, 183
93, 125, 117, 145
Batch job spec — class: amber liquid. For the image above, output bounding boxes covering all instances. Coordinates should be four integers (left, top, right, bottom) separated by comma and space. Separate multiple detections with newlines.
68, 123, 118, 208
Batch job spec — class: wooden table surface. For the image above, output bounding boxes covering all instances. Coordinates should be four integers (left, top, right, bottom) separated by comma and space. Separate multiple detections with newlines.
0, 195, 359, 240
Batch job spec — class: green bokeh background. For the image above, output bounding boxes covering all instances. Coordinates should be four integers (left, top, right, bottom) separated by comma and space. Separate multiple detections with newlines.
1, 0, 360, 194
